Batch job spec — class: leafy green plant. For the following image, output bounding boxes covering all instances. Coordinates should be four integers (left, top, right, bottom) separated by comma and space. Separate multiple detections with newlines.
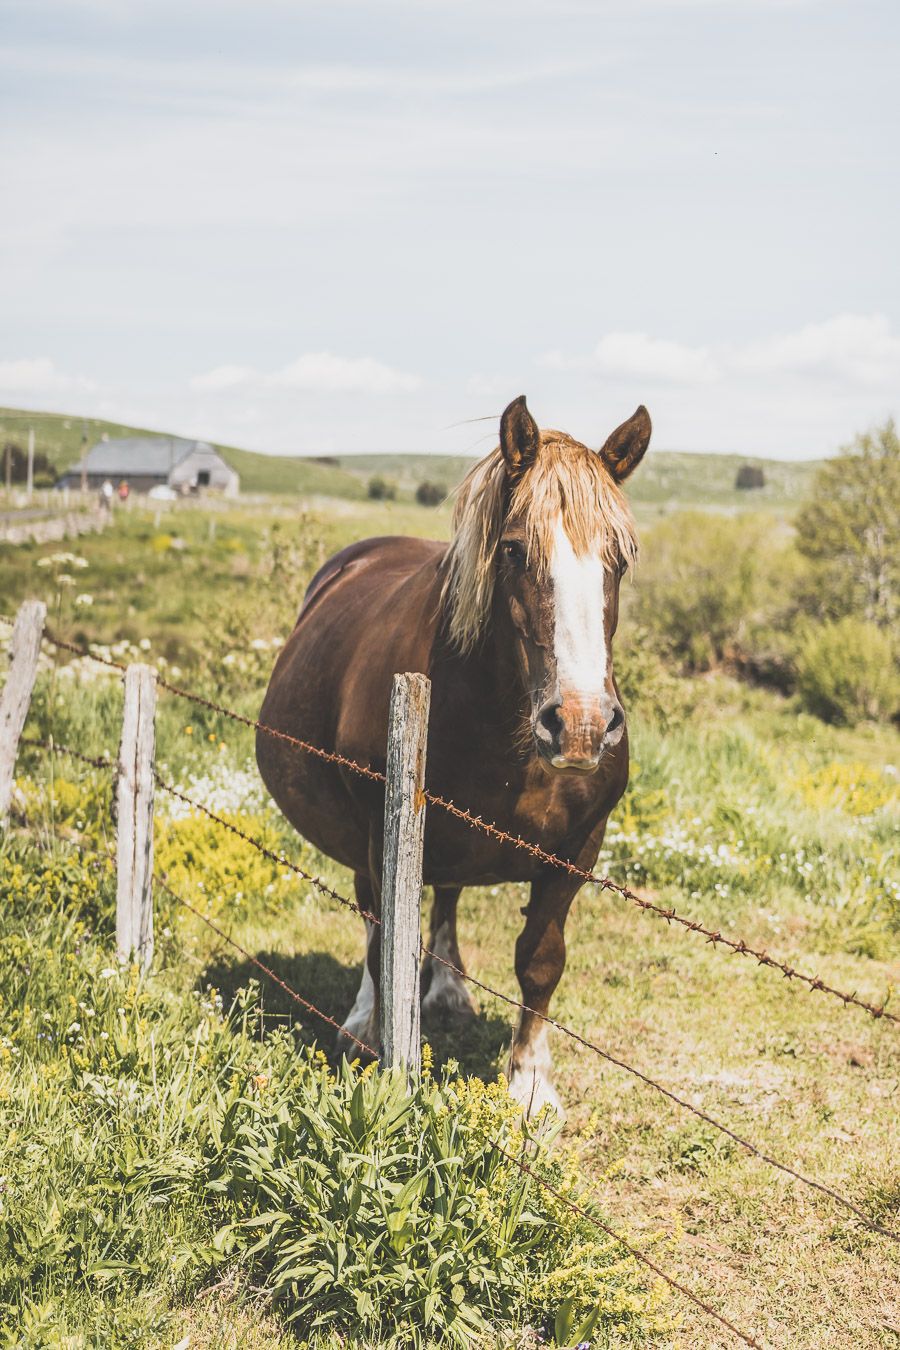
794, 618, 899, 725
627, 513, 773, 672
200, 1056, 665, 1346
794, 419, 899, 630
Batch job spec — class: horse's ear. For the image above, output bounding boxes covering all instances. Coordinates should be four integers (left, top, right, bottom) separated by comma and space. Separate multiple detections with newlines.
599, 406, 652, 482
500, 395, 541, 476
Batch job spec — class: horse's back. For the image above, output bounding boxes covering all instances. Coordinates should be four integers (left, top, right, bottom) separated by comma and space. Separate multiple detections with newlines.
300, 535, 445, 621
256, 535, 445, 870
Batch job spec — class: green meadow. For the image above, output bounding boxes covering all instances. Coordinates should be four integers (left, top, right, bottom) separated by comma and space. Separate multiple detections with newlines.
0, 431, 897, 1346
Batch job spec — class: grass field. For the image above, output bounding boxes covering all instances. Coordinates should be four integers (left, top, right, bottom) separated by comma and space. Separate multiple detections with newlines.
1, 484, 897, 1346
1, 404, 822, 512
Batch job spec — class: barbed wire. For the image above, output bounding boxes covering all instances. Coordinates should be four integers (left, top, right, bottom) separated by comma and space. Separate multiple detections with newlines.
20, 735, 114, 772
17, 819, 765, 1349
34, 628, 899, 1028
23, 733, 897, 1242
153, 871, 376, 1058
154, 775, 380, 924
490, 1140, 764, 1349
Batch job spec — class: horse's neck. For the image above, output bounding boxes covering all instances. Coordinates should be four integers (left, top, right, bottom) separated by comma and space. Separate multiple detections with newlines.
432, 615, 528, 757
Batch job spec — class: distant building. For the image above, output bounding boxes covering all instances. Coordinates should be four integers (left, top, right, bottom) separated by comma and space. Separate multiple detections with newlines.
56, 436, 240, 496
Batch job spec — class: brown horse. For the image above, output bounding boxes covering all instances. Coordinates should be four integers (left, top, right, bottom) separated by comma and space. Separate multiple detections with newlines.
257, 396, 650, 1113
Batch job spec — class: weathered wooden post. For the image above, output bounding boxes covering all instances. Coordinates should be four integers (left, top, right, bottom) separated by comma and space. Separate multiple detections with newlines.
0, 600, 47, 822
116, 663, 156, 970
380, 672, 430, 1080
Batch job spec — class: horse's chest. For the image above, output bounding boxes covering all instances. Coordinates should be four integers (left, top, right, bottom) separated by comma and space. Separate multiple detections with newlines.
423, 759, 617, 885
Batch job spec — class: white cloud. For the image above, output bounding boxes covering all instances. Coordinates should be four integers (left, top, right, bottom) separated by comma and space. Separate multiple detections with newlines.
542, 314, 900, 392
189, 364, 256, 393
732, 313, 900, 386
539, 332, 718, 384
0, 358, 97, 399
593, 332, 718, 384
273, 354, 421, 394
190, 353, 422, 397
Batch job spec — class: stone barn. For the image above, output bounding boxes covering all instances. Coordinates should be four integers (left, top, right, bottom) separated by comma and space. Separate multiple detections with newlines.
57, 436, 240, 496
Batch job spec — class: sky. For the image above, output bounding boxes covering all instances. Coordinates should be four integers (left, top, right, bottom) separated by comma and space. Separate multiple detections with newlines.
1, 0, 898, 460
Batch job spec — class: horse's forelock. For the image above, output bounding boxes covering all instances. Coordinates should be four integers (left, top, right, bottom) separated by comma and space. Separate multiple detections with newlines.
442, 433, 637, 653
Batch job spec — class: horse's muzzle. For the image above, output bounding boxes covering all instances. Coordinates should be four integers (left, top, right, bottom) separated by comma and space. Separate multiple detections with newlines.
533, 693, 624, 773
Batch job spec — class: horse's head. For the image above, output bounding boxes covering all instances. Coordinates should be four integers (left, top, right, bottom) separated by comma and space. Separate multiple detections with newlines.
444, 395, 650, 774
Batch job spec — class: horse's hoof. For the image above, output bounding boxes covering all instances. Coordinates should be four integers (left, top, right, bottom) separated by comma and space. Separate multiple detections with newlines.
507, 1068, 565, 1120
422, 975, 478, 1023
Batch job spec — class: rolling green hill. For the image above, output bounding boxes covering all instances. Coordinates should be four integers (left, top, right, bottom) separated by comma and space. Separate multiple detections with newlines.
336, 448, 823, 514
0, 408, 365, 500
1, 406, 823, 511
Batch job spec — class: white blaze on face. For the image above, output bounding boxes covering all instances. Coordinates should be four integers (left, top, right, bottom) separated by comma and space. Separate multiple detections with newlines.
549, 519, 607, 699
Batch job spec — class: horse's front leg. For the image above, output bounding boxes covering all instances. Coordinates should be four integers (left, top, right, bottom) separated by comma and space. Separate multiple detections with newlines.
335, 870, 381, 1060
422, 885, 477, 1021
508, 870, 582, 1117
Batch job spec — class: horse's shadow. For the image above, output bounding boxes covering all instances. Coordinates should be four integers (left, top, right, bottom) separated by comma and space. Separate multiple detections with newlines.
202, 949, 511, 1082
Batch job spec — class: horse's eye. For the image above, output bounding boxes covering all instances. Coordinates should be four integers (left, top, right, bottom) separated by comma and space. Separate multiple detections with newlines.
501, 540, 526, 567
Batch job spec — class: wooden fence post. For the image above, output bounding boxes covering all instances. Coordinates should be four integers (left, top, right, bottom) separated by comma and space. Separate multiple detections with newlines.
0, 600, 47, 822
380, 672, 431, 1080
117, 663, 156, 970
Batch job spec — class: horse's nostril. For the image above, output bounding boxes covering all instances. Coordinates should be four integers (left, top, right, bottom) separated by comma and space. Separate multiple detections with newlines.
537, 701, 564, 743
606, 704, 624, 737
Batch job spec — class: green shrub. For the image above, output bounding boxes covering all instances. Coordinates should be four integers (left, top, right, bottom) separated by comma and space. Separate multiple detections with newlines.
202, 1056, 666, 1346
794, 618, 899, 725
628, 513, 774, 671
367, 476, 396, 501
415, 481, 445, 507
794, 419, 899, 629
614, 627, 695, 729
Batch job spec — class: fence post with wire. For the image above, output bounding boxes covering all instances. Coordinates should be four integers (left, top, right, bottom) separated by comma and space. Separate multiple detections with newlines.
116, 662, 157, 971
380, 672, 430, 1080
0, 599, 46, 822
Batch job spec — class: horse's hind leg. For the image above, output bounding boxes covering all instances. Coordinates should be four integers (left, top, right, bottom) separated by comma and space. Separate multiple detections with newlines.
335, 871, 380, 1059
422, 885, 477, 1021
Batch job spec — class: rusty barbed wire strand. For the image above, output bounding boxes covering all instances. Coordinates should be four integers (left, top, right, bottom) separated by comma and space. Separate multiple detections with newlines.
20, 735, 114, 772
37, 628, 898, 1028
153, 871, 377, 1058
146, 769, 900, 1242
17, 818, 378, 1061
422, 945, 900, 1243
42, 630, 386, 782
418, 790, 899, 1025
17, 817, 763, 1349
22, 731, 900, 1240
153, 774, 381, 925
491, 1140, 764, 1349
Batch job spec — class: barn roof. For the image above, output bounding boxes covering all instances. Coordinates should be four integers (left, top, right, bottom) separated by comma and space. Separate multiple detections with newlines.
73, 436, 220, 476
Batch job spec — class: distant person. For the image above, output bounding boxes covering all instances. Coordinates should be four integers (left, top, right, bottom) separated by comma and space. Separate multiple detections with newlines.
100, 479, 114, 510
117, 480, 130, 502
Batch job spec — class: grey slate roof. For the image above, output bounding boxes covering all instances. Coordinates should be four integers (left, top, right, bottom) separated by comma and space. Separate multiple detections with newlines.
71, 436, 216, 476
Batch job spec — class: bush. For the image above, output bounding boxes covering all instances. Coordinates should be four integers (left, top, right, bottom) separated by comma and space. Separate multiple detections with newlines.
614, 627, 695, 730
628, 513, 772, 671
794, 419, 899, 629
415, 480, 445, 507
794, 618, 899, 725
202, 1053, 665, 1346
367, 476, 396, 501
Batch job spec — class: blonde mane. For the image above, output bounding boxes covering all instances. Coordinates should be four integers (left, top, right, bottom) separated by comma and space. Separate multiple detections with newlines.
442, 431, 638, 653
